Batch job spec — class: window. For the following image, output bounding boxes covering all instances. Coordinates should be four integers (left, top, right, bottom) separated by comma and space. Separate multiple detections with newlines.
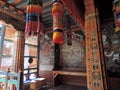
24, 36, 38, 81
0, 24, 16, 71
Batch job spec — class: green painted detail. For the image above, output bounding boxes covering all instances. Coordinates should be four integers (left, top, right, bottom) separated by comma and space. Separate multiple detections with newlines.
0, 78, 6, 82
8, 80, 18, 85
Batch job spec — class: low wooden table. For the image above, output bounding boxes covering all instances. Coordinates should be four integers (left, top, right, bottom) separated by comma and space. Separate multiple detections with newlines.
24, 82, 30, 90
53, 70, 86, 86
30, 78, 46, 90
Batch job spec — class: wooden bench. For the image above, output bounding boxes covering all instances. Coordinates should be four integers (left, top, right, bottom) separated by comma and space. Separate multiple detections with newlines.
53, 70, 86, 86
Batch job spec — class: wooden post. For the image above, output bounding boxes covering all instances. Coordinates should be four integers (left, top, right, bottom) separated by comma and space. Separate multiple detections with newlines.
84, 0, 108, 90
13, 31, 25, 72
53, 44, 61, 70
12, 31, 25, 90
19, 71, 23, 90
52, 0, 63, 70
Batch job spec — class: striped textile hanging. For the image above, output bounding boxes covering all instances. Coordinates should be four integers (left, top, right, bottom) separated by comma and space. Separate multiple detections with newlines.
25, 0, 42, 36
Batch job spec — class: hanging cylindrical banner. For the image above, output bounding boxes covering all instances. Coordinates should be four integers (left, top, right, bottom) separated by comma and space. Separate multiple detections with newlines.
25, 0, 42, 36
52, 1, 64, 44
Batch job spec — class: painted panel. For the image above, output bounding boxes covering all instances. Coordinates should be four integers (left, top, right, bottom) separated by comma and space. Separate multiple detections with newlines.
39, 31, 86, 71
61, 31, 85, 71
102, 22, 120, 74
39, 33, 54, 71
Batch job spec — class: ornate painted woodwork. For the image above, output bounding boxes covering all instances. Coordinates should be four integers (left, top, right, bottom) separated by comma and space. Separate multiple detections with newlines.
0, 5, 24, 22
0, 70, 22, 90
84, 0, 108, 90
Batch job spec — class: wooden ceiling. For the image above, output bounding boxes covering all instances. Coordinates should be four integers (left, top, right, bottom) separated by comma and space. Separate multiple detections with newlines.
0, 0, 84, 31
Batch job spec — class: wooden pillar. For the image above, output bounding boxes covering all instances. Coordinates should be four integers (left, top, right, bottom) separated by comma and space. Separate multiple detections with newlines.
53, 44, 61, 70
84, 0, 108, 90
10, 31, 24, 90
12, 31, 25, 72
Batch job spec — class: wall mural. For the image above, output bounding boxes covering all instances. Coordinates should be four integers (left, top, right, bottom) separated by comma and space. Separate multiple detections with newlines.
39, 22, 120, 73
61, 30, 86, 71
102, 22, 120, 74
39, 30, 86, 71
39, 33, 54, 71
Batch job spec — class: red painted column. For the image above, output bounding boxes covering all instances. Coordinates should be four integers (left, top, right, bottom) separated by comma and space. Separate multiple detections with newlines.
84, 0, 108, 90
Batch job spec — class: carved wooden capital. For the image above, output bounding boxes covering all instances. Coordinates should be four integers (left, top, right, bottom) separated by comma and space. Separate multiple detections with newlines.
84, 0, 95, 14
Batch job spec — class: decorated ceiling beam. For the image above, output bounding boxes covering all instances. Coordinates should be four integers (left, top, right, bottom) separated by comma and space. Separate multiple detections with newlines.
0, 6, 25, 22
0, 10, 25, 31
0, 0, 25, 16
7, 0, 16, 4
43, 0, 52, 7
16, 0, 28, 8
0, 0, 25, 31
61, 0, 84, 29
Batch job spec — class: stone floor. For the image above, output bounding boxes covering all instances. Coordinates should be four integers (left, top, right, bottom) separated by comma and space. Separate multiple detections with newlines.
39, 84, 87, 90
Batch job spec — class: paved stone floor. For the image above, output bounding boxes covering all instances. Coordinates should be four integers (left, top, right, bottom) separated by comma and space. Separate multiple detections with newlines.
39, 84, 87, 90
